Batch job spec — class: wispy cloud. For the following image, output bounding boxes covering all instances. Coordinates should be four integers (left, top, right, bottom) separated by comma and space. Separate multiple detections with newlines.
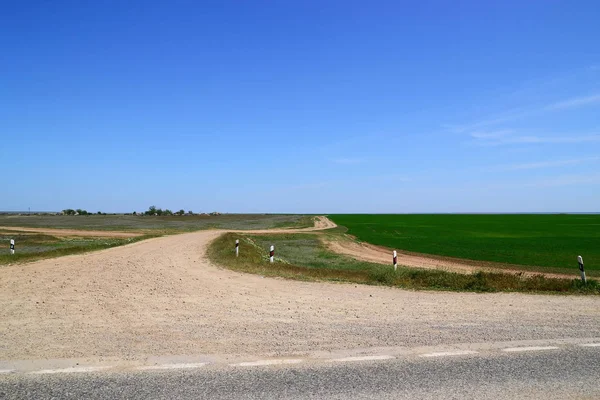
523, 174, 600, 188
449, 92, 600, 133
474, 133, 600, 147
491, 157, 599, 171
469, 129, 514, 139
544, 94, 600, 111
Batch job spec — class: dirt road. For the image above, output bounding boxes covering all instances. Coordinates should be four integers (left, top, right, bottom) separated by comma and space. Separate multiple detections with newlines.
1, 216, 598, 362
0, 226, 142, 238
324, 236, 574, 279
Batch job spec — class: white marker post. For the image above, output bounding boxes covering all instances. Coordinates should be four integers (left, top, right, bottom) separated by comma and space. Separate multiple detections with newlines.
578, 255, 586, 283
269, 245, 275, 263
10, 239, 15, 255
235, 239, 239, 257
393, 251, 397, 271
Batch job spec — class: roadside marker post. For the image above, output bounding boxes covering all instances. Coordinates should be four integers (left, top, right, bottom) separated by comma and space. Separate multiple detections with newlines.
269, 245, 275, 263
235, 240, 239, 257
10, 239, 14, 255
393, 251, 397, 271
578, 255, 586, 283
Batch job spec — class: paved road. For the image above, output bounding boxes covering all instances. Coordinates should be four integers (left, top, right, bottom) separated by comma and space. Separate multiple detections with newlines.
1, 346, 598, 399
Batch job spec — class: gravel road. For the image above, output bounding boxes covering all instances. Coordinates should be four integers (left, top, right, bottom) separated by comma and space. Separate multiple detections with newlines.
0, 217, 598, 362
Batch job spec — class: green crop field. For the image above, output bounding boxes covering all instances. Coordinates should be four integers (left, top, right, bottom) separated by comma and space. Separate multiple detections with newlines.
209, 232, 599, 294
329, 214, 600, 274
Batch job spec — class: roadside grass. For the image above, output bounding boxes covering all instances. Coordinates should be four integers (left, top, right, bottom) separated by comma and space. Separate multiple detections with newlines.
208, 232, 600, 295
0, 231, 157, 266
0, 214, 310, 233
329, 214, 600, 274
272, 216, 316, 229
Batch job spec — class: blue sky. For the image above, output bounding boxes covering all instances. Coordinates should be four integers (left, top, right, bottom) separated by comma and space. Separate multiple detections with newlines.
2, 1, 599, 213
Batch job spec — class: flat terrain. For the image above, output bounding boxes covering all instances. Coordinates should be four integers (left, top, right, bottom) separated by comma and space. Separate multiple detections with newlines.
323, 237, 576, 279
329, 214, 600, 274
1, 217, 599, 399
209, 232, 598, 292
0, 214, 312, 266
1, 219, 599, 362
0, 230, 150, 266
0, 214, 311, 232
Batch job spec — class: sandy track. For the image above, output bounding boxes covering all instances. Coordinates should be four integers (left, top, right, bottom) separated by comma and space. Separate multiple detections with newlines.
324, 236, 574, 280
0, 226, 142, 238
229, 216, 338, 234
0, 216, 335, 238
0, 216, 598, 361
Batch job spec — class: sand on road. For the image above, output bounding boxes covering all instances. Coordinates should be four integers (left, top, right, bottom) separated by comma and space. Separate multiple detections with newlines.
0, 216, 598, 362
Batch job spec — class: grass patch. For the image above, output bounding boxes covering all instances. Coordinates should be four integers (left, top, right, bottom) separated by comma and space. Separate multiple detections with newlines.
329, 214, 600, 275
0, 232, 157, 266
208, 232, 600, 294
0, 214, 310, 233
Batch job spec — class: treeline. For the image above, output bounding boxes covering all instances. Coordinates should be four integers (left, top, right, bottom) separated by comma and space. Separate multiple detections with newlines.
62, 209, 107, 216
60, 206, 220, 217
141, 205, 193, 216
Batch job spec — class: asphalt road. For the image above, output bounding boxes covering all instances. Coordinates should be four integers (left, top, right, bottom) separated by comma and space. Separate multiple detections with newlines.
1, 347, 598, 400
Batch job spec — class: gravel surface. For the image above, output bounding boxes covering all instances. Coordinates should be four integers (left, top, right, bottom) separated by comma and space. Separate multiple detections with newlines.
0, 217, 598, 361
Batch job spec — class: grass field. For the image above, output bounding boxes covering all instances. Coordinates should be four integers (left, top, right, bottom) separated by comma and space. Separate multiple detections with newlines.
0, 214, 312, 265
329, 214, 600, 274
0, 214, 312, 233
0, 230, 155, 266
208, 232, 599, 294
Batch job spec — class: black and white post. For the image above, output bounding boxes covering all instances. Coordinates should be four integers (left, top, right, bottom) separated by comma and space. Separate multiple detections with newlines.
393, 250, 397, 271
10, 239, 15, 255
578, 255, 586, 283
235, 239, 239, 257
269, 245, 275, 263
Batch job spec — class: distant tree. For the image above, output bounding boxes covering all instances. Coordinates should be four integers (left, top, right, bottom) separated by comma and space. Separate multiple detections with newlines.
163, 209, 173, 216
62, 209, 76, 215
187, 210, 193, 215
146, 205, 157, 216
156, 208, 164, 216
132, 211, 137, 215
176, 209, 185, 216
97, 211, 102, 215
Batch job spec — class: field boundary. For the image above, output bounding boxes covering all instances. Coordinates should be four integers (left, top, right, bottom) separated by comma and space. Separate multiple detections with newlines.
0, 226, 142, 238
322, 234, 578, 279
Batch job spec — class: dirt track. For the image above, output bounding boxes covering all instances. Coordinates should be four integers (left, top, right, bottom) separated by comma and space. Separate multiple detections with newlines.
0, 217, 598, 361
324, 236, 574, 279
0, 226, 142, 238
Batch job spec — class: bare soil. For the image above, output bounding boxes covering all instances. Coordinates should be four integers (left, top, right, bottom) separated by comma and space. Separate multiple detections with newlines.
1, 217, 598, 362
323, 235, 575, 280
0, 226, 142, 238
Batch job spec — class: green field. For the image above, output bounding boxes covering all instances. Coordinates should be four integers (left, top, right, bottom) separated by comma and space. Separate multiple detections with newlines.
208, 232, 599, 294
329, 214, 600, 274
